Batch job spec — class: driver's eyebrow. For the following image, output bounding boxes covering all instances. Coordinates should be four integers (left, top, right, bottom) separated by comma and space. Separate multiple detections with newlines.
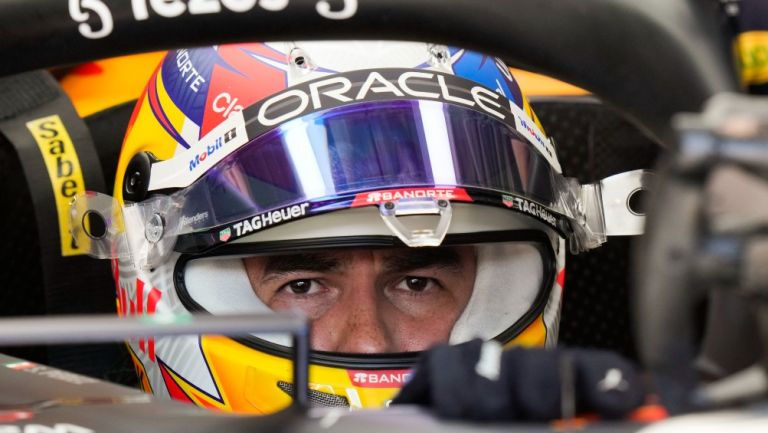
382, 248, 463, 275
261, 253, 342, 280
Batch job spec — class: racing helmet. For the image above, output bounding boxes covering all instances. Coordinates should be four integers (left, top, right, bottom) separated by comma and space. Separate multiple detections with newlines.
71, 41, 609, 413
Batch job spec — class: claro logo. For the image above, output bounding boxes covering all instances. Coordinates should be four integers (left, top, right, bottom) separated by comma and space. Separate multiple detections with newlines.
348, 370, 412, 388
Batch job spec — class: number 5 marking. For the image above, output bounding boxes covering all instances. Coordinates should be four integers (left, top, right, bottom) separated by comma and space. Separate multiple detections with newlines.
316, 0, 357, 20
69, 0, 114, 39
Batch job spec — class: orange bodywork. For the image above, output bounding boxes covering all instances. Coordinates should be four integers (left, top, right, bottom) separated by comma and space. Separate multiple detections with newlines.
59, 51, 166, 117
511, 69, 588, 96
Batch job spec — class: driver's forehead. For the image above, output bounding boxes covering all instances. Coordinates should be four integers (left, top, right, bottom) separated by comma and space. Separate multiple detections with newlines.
247, 246, 475, 274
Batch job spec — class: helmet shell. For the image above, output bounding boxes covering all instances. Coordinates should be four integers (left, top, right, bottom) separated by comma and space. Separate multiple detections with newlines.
114, 41, 566, 413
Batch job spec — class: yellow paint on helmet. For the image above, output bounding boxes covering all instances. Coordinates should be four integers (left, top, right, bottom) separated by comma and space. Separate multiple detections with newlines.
127, 345, 153, 394
505, 313, 548, 348
197, 336, 404, 414
113, 68, 183, 203
154, 67, 189, 133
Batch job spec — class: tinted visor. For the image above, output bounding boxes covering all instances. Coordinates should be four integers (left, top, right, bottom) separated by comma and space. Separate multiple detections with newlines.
177, 99, 558, 231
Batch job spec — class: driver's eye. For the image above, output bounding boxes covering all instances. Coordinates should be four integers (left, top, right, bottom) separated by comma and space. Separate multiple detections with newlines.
287, 279, 313, 294
404, 277, 429, 292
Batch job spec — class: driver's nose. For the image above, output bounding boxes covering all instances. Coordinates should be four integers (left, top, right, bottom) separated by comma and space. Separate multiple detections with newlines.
310, 265, 394, 353
333, 301, 392, 354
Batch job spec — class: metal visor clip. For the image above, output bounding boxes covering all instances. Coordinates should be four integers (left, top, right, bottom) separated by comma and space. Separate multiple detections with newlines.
560, 169, 652, 254
378, 198, 453, 247
122, 195, 181, 270
600, 169, 653, 237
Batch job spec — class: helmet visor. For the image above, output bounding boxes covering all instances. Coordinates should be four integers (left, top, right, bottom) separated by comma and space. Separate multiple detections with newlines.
71, 98, 602, 263
176, 99, 558, 232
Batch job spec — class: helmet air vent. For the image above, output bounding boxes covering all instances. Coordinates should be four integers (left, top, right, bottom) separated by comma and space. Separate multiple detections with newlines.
123, 152, 156, 202
289, 47, 315, 75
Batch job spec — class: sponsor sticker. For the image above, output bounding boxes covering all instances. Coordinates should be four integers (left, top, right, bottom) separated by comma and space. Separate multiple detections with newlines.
26, 115, 87, 257
147, 111, 248, 191
245, 69, 516, 135
175, 48, 207, 93
502, 194, 558, 227
351, 187, 472, 207
509, 104, 561, 173
348, 369, 412, 388
188, 127, 239, 172
212, 92, 244, 119
180, 211, 209, 228
230, 202, 310, 238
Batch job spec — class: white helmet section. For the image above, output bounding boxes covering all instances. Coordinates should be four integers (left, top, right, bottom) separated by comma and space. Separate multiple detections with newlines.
184, 257, 293, 347
448, 242, 543, 344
